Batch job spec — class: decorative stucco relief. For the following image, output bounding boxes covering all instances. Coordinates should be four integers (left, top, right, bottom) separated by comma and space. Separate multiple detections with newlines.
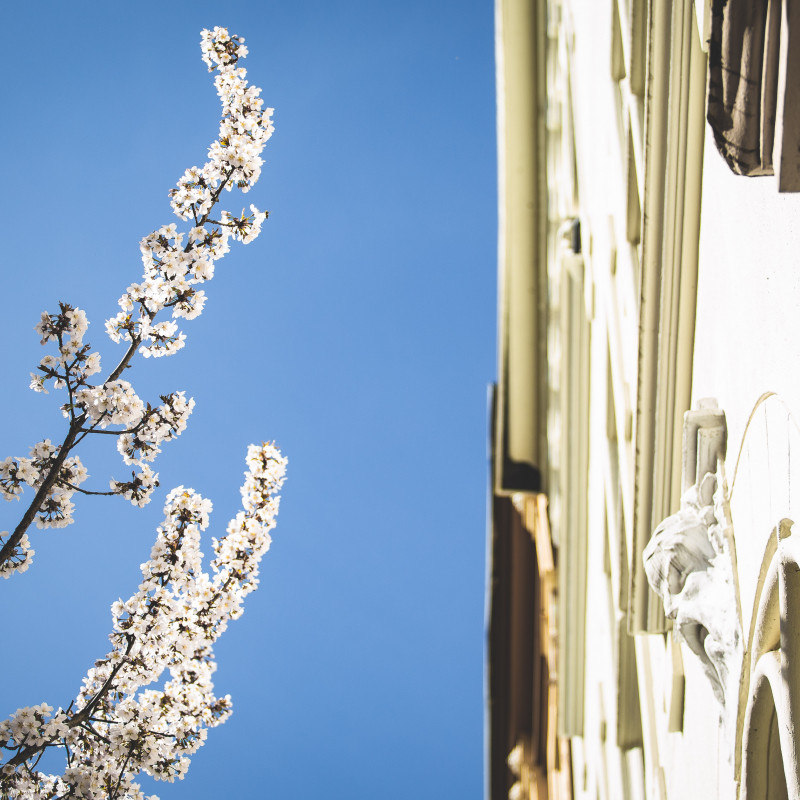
644, 394, 800, 792
643, 400, 743, 736
728, 392, 800, 797
737, 519, 800, 799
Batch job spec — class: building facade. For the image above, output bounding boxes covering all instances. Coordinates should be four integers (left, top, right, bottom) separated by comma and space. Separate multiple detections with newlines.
488, 1, 800, 798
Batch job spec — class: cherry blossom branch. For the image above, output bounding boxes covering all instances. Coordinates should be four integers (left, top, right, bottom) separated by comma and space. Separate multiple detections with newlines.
1, 25, 273, 579
0, 26, 285, 798
0, 441, 287, 797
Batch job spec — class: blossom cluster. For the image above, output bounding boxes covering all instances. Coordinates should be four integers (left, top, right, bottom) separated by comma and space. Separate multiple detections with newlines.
74, 380, 145, 429
117, 392, 195, 466
0, 443, 287, 798
30, 304, 100, 394
0, 533, 34, 578
0, 704, 69, 751
110, 464, 160, 508
0, 442, 87, 519
0, 443, 89, 577
110, 26, 273, 360
197, 27, 273, 195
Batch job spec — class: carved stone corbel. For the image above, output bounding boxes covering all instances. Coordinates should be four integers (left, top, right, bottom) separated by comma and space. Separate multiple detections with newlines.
643, 399, 743, 733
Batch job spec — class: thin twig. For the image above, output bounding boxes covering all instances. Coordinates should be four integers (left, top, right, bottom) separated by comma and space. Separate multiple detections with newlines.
57, 481, 118, 498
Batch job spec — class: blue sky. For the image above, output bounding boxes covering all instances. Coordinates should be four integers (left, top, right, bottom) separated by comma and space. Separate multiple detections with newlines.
0, 2, 496, 797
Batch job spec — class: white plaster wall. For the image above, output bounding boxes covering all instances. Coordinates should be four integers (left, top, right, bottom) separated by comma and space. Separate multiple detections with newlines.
693, 131, 800, 633
689, 128, 800, 798
663, 643, 734, 798
693, 134, 800, 452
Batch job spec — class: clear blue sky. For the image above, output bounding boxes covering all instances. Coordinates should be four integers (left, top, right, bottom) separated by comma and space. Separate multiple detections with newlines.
0, 1, 496, 797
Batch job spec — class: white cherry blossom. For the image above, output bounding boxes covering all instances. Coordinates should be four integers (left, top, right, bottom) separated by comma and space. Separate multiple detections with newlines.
1, 28, 283, 796
1, 25, 275, 573
0, 444, 287, 796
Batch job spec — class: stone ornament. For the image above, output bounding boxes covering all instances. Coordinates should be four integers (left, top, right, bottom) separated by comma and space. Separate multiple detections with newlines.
645, 396, 800, 792
643, 400, 743, 736
737, 519, 800, 799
